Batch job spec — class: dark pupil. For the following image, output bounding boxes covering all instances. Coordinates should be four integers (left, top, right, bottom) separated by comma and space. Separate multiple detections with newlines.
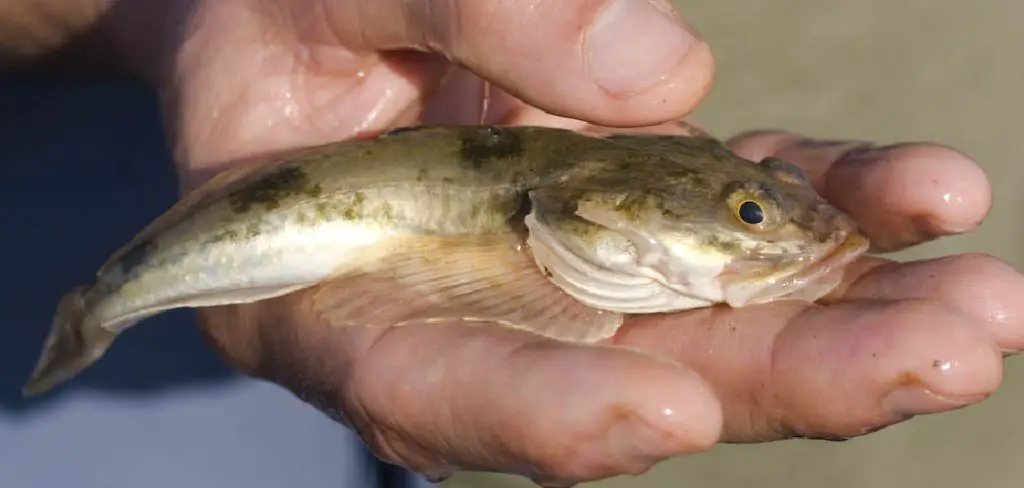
738, 201, 764, 224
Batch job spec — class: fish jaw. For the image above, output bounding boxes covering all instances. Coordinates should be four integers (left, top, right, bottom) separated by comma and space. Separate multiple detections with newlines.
721, 231, 870, 307
526, 196, 869, 314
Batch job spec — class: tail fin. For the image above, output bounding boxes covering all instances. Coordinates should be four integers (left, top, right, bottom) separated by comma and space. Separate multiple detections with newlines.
22, 286, 117, 397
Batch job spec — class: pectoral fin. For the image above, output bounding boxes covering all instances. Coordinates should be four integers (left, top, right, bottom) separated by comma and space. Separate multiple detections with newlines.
310, 235, 623, 343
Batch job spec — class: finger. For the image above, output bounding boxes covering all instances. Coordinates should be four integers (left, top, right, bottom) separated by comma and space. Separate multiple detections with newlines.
834, 254, 1024, 354
299, 0, 714, 126
459, 90, 715, 137
417, 72, 716, 138
725, 131, 992, 252
196, 299, 723, 484
342, 327, 721, 484
424, 67, 718, 135
615, 299, 1004, 443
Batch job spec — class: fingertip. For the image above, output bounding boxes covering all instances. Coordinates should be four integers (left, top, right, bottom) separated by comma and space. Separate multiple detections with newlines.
847, 254, 1024, 353
582, 40, 716, 127
447, 0, 715, 127
508, 37, 715, 129
817, 143, 991, 251
726, 132, 992, 250
611, 296, 1006, 443
856, 143, 992, 234
882, 300, 1003, 400
336, 325, 722, 479
511, 344, 721, 476
584, 0, 700, 96
777, 300, 1002, 429
615, 347, 724, 453
330, 0, 717, 127
655, 378, 723, 453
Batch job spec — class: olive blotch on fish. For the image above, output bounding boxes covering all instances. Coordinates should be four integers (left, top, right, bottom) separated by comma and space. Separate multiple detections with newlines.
228, 166, 324, 213
457, 126, 526, 169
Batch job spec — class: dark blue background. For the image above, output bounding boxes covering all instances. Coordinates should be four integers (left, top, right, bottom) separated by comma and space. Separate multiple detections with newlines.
0, 76, 233, 407
0, 75, 427, 488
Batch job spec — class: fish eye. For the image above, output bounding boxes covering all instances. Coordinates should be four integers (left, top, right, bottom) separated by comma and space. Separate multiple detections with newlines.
737, 201, 765, 225
723, 182, 781, 230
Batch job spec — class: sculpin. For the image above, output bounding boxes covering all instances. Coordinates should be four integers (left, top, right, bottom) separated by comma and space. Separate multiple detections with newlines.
23, 125, 869, 396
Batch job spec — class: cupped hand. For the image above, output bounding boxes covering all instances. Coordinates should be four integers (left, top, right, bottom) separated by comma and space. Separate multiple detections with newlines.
141, 0, 1023, 485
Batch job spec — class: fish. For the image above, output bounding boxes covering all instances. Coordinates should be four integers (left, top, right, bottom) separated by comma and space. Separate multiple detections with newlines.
22, 125, 869, 397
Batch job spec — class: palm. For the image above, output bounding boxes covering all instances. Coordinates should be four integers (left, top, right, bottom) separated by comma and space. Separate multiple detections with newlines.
166, 2, 1021, 484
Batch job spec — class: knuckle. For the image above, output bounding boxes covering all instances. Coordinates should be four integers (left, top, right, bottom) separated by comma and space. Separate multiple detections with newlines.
407, 0, 462, 53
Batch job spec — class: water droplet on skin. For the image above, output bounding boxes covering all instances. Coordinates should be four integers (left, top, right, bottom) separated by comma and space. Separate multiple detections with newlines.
941, 192, 963, 205
932, 359, 954, 373
987, 309, 1009, 324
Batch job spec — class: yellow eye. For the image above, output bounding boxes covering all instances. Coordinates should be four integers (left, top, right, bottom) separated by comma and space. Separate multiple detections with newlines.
724, 182, 780, 230
736, 200, 765, 225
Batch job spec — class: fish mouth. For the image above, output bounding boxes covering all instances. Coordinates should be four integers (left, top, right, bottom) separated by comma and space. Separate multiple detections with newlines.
722, 231, 871, 307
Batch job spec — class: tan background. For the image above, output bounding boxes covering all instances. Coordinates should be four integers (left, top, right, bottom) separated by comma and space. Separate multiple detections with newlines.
445, 1, 1024, 487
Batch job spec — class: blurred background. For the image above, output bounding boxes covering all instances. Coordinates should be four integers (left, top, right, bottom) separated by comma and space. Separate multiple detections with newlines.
1, 1, 1020, 488
449, 1, 1024, 487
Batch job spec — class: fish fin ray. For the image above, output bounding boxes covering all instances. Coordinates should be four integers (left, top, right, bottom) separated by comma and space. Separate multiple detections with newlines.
22, 285, 114, 397
310, 235, 623, 343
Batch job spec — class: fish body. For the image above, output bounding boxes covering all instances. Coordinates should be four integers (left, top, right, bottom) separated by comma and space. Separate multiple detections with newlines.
23, 125, 869, 396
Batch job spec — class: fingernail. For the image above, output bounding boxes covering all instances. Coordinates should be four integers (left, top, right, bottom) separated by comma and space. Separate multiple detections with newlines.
882, 387, 980, 416
586, 0, 699, 96
422, 469, 454, 484
917, 214, 981, 235
606, 415, 680, 466
531, 475, 578, 488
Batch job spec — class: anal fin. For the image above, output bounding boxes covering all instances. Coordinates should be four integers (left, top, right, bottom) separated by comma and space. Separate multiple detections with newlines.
310, 234, 623, 343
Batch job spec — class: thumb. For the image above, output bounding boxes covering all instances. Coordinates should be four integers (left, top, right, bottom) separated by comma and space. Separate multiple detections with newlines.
305, 0, 715, 126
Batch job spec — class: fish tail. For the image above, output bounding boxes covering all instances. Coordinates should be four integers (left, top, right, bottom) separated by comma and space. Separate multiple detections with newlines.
22, 285, 117, 397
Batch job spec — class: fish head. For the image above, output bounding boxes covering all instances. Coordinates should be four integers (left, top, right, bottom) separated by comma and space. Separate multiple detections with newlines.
525, 148, 870, 312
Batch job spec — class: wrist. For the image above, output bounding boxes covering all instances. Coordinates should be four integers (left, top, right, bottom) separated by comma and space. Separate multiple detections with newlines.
0, 0, 182, 83
0, 0, 113, 73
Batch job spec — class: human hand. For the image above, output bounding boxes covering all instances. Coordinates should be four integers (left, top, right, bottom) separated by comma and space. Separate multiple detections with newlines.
119, 0, 1022, 485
